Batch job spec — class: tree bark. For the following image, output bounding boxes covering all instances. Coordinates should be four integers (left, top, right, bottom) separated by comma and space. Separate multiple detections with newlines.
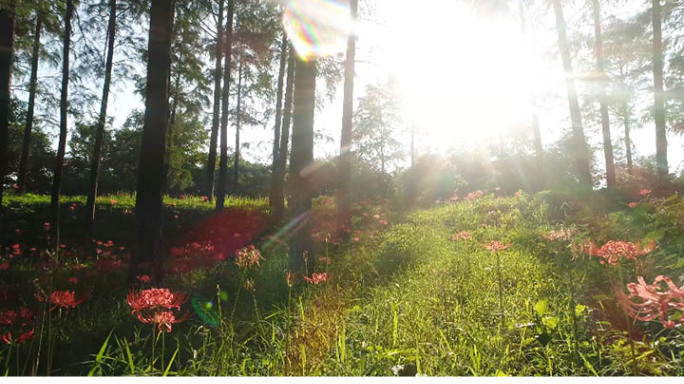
51, 0, 74, 246
337, 0, 357, 240
552, 0, 592, 186
592, 0, 615, 188
652, 0, 668, 177
271, 44, 294, 224
18, 14, 41, 193
85, 0, 117, 230
130, 0, 174, 281
216, 0, 234, 211
271, 35, 287, 174
205, 0, 224, 201
232, 54, 242, 194
289, 57, 316, 276
0, 2, 14, 208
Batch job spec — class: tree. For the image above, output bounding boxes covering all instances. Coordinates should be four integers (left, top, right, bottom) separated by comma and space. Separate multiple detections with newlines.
17, 6, 42, 193
270, 43, 294, 224
130, 0, 174, 280
337, 0, 357, 239
591, 0, 615, 188
289, 56, 316, 275
50, 0, 74, 245
652, 0, 667, 176
205, 0, 224, 201
270, 34, 286, 177
552, 0, 592, 186
215, 0, 234, 211
85, 0, 117, 230
0, 1, 15, 207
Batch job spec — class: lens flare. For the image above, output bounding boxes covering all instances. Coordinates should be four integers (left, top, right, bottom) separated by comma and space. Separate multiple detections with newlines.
191, 296, 220, 327
282, 0, 351, 61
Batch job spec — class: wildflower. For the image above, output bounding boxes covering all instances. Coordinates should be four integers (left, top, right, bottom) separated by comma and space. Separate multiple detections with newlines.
127, 288, 186, 313
136, 275, 152, 284
19, 307, 34, 325
481, 241, 512, 253
244, 279, 255, 292
0, 330, 34, 345
0, 262, 9, 271
68, 277, 79, 285
235, 245, 264, 269
201, 196, 209, 202
638, 189, 652, 196
590, 240, 656, 266
39, 290, 89, 311
452, 231, 471, 241
285, 271, 297, 287
134, 310, 188, 333
0, 310, 18, 325
544, 228, 576, 242
318, 257, 332, 265
615, 275, 684, 329
110, 199, 118, 205
43, 222, 51, 230
628, 202, 638, 208
303, 272, 328, 285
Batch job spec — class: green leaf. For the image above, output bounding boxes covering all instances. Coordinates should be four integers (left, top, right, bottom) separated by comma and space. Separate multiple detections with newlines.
88, 330, 113, 376
543, 316, 559, 330
163, 347, 179, 377
534, 299, 548, 316
574, 304, 587, 317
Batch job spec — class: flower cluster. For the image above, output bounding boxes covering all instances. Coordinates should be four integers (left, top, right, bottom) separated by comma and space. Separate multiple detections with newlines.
544, 228, 577, 242
36, 290, 89, 312
638, 189, 652, 197
464, 190, 484, 202
451, 231, 471, 241
615, 275, 684, 329
235, 245, 264, 269
127, 288, 189, 333
584, 240, 656, 265
303, 272, 328, 285
481, 241, 512, 253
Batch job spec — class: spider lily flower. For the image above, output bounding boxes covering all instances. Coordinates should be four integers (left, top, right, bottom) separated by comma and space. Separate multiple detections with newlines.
614, 275, 684, 329
127, 288, 186, 313
480, 241, 512, 253
235, 246, 264, 269
589, 240, 656, 265
303, 272, 328, 285
133, 310, 189, 333
36, 290, 89, 312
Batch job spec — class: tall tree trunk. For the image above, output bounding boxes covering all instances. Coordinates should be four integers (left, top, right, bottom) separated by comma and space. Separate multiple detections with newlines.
216, 0, 234, 211
232, 55, 242, 194
205, 0, 224, 201
271, 35, 287, 174
552, 0, 592, 186
162, 69, 181, 195
520, 0, 544, 190
653, 0, 667, 177
289, 57, 316, 276
130, 0, 174, 281
85, 0, 117, 230
336, 0, 357, 240
51, 0, 74, 247
18, 14, 41, 193
0, 2, 14, 208
623, 112, 632, 171
592, 0, 615, 188
271, 44, 294, 224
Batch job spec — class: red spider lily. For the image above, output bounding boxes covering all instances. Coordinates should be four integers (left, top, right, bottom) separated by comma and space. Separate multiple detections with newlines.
1, 330, 35, 345
19, 307, 34, 325
628, 202, 638, 208
235, 245, 264, 269
589, 240, 656, 266
285, 271, 297, 287
68, 277, 79, 285
452, 231, 471, 241
481, 241, 512, 253
244, 279, 255, 292
303, 272, 328, 285
0, 262, 9, 271
544, 228, 576, 242
318, 257, 332, 265
37, 290, 89, 311
133, 310, 189, 333
127, 288, 187, 313
614, 275, 684, 329
638, 189, 652, 196
0, 310, 18, 325
110, 199, 118, 205
136, 275, 151, 284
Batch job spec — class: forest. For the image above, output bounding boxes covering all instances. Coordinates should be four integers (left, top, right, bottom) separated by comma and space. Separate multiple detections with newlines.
2, 0, 684, 377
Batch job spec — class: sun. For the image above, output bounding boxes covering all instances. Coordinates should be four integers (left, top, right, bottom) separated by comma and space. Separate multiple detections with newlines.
378, 1, 540, 153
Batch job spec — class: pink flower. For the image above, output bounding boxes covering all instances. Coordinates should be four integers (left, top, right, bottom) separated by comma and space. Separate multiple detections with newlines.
589, 240, 656, 265
235, 245, 264, 269
136, 275, 152, 284
481, 241, 512, 253
0, 310, 18, 325
544, 228, 576, 242
452, 231, 471, 241
39, 290, 89, 311
303, 272, 328, 285
628, 202, 638, 208
638, 189, 652, 196
134, 310, 188, 333
615, 275, 684, 329
128, 288, 189, 333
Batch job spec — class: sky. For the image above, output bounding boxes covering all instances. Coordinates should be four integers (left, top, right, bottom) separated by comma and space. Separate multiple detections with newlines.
16, 0, 684, 180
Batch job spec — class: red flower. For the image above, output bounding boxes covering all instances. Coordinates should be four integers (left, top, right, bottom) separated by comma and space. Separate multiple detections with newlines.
615, 275, 684, 329
452, 231, 471, 241
136, 275, 151, 284
0, 310, 18, 325
638, 189, 652, 196
628, 202, 638, 208
68, 277, 79, 284
589, 240, 656, 265
2, 330, 36, 345
127, 288, 186, 313
134, 310, 189, 333
303, 272, 328, 285
42, 290, 89, 311
0, 262, 9, 271
235, 245, 264, 269
481, 241, 512, 253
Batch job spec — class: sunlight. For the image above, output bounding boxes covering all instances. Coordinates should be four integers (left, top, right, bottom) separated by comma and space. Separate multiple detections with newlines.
381, 1, 540, 152
282, 0, 352, 61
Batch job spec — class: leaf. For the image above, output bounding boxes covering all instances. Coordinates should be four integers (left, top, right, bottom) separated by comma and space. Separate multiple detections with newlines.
163, 347, 179, 377
534, 299, 548, 316
88, 330, 113, 376
574, 304, 587, 317
543, 316, 559, 330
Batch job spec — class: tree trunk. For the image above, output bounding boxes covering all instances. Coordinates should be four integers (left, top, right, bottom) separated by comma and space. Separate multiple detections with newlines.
592, 0, 615, 188
337, 0, 357, 240
205, 0, 224, 201
18, 14, 41, 193
162, 69, 181, 195
0, 3, 14, 208
552, 0, 592, 186
271, 44, 294, 224
216, 0, 234, 211
51, 0, 74, 247
289, 57, 316, 276
232, 55, 242, 194
623, 112, 632, 171
85, 0, 117, 230
653, 0, 667, 177
129, 0, 174, 281
271, 35, 287, 175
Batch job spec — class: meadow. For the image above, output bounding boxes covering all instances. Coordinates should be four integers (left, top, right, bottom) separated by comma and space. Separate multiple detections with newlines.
2, 186, 684, 376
